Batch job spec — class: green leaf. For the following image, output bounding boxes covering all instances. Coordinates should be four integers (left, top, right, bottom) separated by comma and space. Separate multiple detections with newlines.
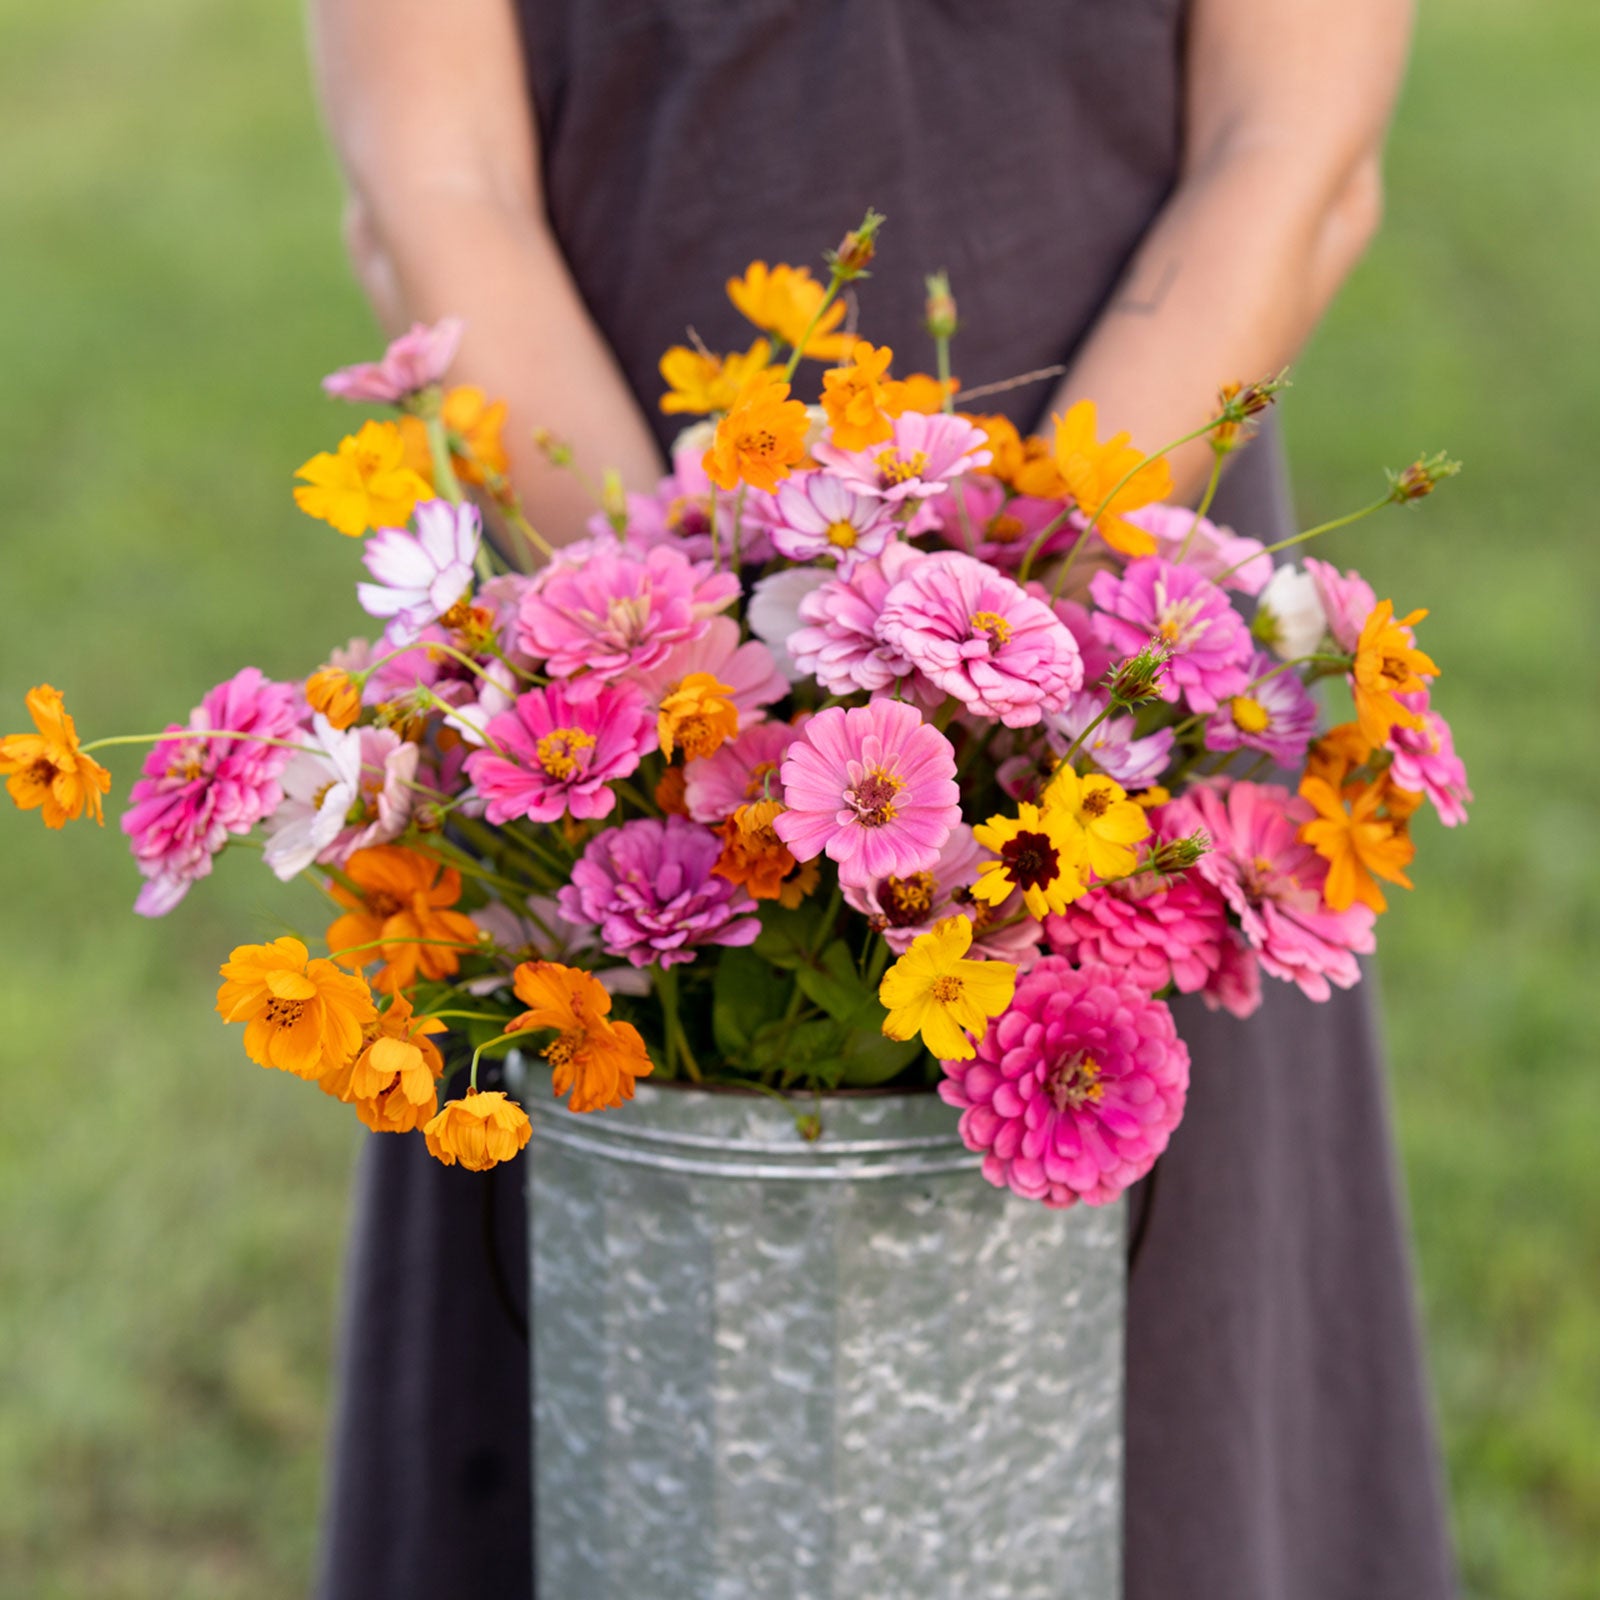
750, 899, 826, 969
711, 947, 792, 1059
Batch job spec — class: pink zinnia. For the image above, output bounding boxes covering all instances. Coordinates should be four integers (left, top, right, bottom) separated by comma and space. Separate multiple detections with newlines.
1161, 781, 1375, 1001
768, 470, 897, 571
683, 718, 802, 824
1387, 691, 1472, 826
465, 682, 653, 824
772, 698, 960, 889
787, 542, 923, 697
357, 500, 481, 644
558, 815, 760, 968
120, 667, 301, 916
1089, 557, 1254, 712
1125, 503, 1273, 595
1303, 557, 1377, 653
515, 542, 739, 680
1202, 650, 1319, 769
877, 552, 1083, 727
322, 318, 463, 404
625, 616, 787, 730
920, 478, 1070, 569
939, 958, 1190, 1208
811, 411, 991, 503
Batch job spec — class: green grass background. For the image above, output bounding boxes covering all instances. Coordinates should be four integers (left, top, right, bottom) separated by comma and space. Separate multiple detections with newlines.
1, 0, 1596, 1594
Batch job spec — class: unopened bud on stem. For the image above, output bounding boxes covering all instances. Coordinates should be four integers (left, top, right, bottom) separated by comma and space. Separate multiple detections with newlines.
924, 271, 958, 341
826, 208, 886, 280
1387, 451, 1461, 503
1103, 642, 1172, 706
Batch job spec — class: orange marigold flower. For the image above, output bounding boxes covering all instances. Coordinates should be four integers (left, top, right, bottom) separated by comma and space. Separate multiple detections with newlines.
1052, 399, 1172, 557
657, 671, 739, 761
726, 261, 856, 361
322, 991, 449, 1133
216, 935, 377, 1080
0, 684, 112, 829
703, 373, 810, 493
1351, 600, 1440, 746
820, 340, 896, 451
1298, 774, 1417, 915
659, 338, 775, 416
293, 419, 431, 538
423, 1090, 532, 1171
713, 800, 818, 907
1302, 721, 1374, 792
326, 844, 483, 995
305, 665, 361, 731
509, 960, 654, 1114
882, 371, 958, 416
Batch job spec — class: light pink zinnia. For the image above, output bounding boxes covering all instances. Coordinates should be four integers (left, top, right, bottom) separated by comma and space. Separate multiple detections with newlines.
1089, 557, 1254, 712
515, 542, 739, 680
1125, 503, 1273, 595
939, 957, 1190, 1208
465, 682, 653, 824
1161, 781, 1375, 1001
1387, 691, 1472, 826
787, 541, 924, 697
625, 616, 787, 730
772, 699, 960, 889
811, 411, 991, 503
919, 478, 1070, 570
1202, 650, 1319, 769
120, 667, 302, 916
322, 318, 464, 404
768, 470, 897, 571
877, 552, 1083, 727
1303, 557, 1377, 654
683, 718, 803, 824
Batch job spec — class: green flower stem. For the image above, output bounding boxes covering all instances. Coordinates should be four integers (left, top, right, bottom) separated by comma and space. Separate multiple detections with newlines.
468, 1028, 526, 1093
935, 329, 955, 414
781, 274, 845, 383
327, 934, 486, 964
653, 964, 702, 1083
423, 413, 465, 505
447, 438, 556, 566
361, 639, 516, 691
1059, 699, 1117, 767
1176, 451, 1226, 563
614, 779, 663, 819
1213, 495, 1394, 585
420, 1009, 516, 1025
80, 729, 314, 757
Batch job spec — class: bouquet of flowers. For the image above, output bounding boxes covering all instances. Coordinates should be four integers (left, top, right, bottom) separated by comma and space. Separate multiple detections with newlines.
3, 213, 1470, 1208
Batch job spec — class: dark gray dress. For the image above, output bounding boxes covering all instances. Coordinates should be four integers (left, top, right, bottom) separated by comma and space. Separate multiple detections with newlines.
317, 4, 1457, 1596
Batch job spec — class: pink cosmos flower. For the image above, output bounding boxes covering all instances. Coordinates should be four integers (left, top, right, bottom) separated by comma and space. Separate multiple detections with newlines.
625, 616, 787, 730
788, 541, 924, 697
938, 957, 1190, 1208
516, 542, 740, 680
322, 318, 464, 404
1125, 503, 1273, 595
747, 567, 830, 683
1387, 691, 1472, 826
1161, 781, 1375, 1001
1089, 557, 1254, 712
465, 682, 654, 824
1045, 693, 1175, 790
357, 500, 482, 644
768, 470, 897, 571
558, 815, 761, 968
877, 552, 1083, 727
1303, 557, 1377, 654
772, 698, 960, 889
921, 478, 1070, 569
811, 411, 991, 503
683, 718, 803, 824
120, 667, 302, 916
1202, 650, 1319, 769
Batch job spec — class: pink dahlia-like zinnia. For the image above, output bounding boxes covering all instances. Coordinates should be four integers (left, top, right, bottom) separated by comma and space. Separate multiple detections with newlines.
515, 542, 739, 680
811, 411, 991, 502
356, 500, 482, 645
1162, 780, 1375, 1001
768, 470, 897, 571
1303, 556, 1377, 654
878, 552, 1083, 727
322, 317, 463, 404
772, 698, 960, 889
1089, 557, 1254, 712
1202, 650, 1319, 769
939, 957, 1190, 1208
625, 616, 787, 730
1125, 503, 1273, 595
557, 814, 761, 968
921, 477, 1071, 569
1387, 691, 1472, 826
465, 681, 654, 824
683, 717, 803, 824
120, 667, 302, 916
787, 541, 924, 697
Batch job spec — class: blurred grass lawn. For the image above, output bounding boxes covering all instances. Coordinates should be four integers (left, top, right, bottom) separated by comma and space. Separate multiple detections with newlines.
1, 0, 1597, 1595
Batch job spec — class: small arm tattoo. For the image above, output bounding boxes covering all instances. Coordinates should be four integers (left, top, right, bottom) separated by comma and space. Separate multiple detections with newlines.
1113, 256, 1180, 316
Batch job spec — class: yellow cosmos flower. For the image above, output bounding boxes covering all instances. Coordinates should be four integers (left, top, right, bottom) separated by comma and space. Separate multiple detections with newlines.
726, 261, 856, 360
820, 340, 896, 451
971, 802, 1089, 919
305, 665, 361, 731
659, 338, 775, 415
321, 991, 449, 1134
1051, 400, 1172, 558
1350, 600, 1439, 746
878, 915, 1017, 1062
1298, 774, 1417, 915
216, 936, 377, 1081
293, 419, 431, 537
657, 671, 740, 761
882, 371, 958, 416
703, 373, 810, 493
509, 961, 654, 1114
0, 684, 112, 829
1044, 764, 1151, 882
424, 1090, 532, 1171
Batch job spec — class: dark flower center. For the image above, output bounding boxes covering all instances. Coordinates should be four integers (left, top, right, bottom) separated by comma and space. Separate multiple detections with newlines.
878, 871, 937, 926
1000, 829, 1059, 891
264, 997, 307, 1028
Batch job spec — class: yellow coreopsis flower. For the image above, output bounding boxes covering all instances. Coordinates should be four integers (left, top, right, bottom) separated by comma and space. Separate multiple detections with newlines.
820, 340, 895, 450
703, 373, 810, 492
726, 261, 856, 360
1043, 764, 1151, 882
878, 915, 1017, 1062
1051, 400, 1172, 558
971, 802, 1090, 919
293, 419, 432, 537
658, 338, 775, 415
657, 672, 740, 761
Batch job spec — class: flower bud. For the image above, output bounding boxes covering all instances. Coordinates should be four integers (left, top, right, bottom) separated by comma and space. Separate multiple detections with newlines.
531, 427, 574, 468
305, 666, 361, 731
1102, 642, 1172, 706
1212, 373, 1290, 454
1145, 830, 1210, 876
924, 271, 958, 341
826, 208, 885, 280
1387, 451, 1461, 503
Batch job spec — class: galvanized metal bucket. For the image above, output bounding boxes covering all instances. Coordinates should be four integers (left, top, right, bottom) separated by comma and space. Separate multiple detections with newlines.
521, 1062, 1125, 1600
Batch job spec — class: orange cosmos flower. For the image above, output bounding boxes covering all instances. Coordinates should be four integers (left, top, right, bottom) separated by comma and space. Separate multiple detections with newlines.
1350, 600, 1439, 746
1298, 774, 1417, 915
0, 684, 112, 829
1302, 721, 1374, 792
424, 1091, 532, 1171
713, 800, 818, 907
657, 671, 740, 761
509, 961, 654, 1114
304, 665, 361, 731
216, 936, 377, 1080
322, 991, 449, 1133
726, 261, 856, 360
821, 340, 896, 451
325, 844, 482, 995
1052, 400, 1173, 557
703, 373, 810, 493
882, 372, 957, 416
397, 385, 511, 488
293, 419, 431, 537
971, 414, 1066, 497
659, 338, 776, 415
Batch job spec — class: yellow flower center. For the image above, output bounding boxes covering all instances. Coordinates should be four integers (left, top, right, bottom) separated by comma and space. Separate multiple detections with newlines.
1154, 586, 1207, 649
672, 715, 723, 762
537, 728, 596, 781
1045, 1051, 1104, 1114
878, 871, 937, 926
985, 512, 1025, 544
744, 428, 779, 460
264, 997, 307, 1028
931, 975, 964, 1004
846, 765, 904, 827
1079, 788, 1113, 820
544, 1031, 582, 1070
969, 610, 1013, 648
1230, 695, 1271, 733
825, 519, 859, 549
874, 447, 930, 487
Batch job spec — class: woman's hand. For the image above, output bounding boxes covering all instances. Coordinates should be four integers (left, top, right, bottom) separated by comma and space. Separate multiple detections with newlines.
1049, 0, 1415, 499
308, 0, 665, 545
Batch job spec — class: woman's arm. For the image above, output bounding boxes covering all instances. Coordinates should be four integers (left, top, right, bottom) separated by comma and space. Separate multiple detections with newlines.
1052, 0, 1414, 498
307, 0, 665, 544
